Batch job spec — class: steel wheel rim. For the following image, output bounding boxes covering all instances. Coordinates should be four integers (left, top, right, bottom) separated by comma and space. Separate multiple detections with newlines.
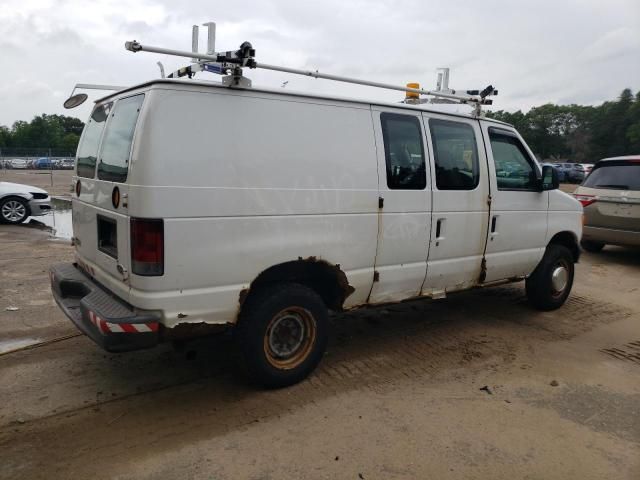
2, 200, 26, 222
264, 306, 316, 370
551, 260, 570, 297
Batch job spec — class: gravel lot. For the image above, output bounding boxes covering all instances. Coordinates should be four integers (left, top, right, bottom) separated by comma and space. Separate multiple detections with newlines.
0, 169, 74, 197
0, 178, 638, 479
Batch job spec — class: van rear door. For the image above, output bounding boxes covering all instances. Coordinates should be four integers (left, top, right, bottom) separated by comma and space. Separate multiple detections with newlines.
73, 94, 145, 295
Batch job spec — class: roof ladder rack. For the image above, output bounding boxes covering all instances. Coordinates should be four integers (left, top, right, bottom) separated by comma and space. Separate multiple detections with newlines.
123, 22, 498, 116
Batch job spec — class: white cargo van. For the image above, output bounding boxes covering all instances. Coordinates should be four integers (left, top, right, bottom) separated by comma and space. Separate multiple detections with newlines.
51, 76, 582, 387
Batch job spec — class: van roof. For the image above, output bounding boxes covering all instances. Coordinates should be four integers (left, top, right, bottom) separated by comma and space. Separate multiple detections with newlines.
96, 78, 513, 127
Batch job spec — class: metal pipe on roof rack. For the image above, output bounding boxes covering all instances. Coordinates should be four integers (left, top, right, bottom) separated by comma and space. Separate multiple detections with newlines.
124, 40, 481, 104
255, 63, 477, 103
74, 83, 127, 91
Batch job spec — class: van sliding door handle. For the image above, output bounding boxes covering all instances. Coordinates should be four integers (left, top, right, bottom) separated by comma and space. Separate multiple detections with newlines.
434, 219, 446, 246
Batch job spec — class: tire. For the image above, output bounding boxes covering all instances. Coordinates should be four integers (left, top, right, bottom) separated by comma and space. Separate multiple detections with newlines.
235, 282, 329, 388
526, 244, 574, 311
581, 240, 605, 253
0, 197, 29, 224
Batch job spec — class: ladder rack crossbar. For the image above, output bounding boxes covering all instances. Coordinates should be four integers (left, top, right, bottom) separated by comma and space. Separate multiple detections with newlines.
124, 40, 482, 105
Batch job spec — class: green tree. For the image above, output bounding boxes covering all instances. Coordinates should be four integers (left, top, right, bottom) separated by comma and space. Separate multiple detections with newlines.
60, 133, 81, 153
487, 88, 638, 161
0, 126, 10, 148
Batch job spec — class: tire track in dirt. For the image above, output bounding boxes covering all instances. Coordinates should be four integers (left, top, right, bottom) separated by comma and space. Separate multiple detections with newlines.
1, 285, 634, 479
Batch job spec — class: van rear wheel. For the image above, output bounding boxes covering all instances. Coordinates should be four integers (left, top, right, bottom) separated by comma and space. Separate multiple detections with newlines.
236, 283, 328, 388
526, 244, 574, 311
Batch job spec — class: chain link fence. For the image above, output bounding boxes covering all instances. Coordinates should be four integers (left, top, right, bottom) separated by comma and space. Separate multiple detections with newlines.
0, 147, 75, 171
0, 148, 76, 196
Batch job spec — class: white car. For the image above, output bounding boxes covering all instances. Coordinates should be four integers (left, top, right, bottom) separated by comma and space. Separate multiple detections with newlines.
0, 182, 52, 224
51, 78, 582, 388
7, 158, 30, 169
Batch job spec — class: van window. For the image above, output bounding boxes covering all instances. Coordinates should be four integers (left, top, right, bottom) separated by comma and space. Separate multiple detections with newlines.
98, 94, 144, 183
380, 113, 426, 190
489, 128, 537, 191
76, 103, 111, 178
429, 119, 479, 190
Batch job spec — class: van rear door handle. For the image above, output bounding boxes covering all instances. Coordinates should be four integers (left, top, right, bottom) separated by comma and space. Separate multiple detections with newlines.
491, 215, 498, 233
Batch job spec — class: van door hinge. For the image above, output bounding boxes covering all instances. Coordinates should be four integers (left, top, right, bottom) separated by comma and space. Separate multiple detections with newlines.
487, 194, 492, 207
373, 270, 380, 282
378, 197, 384, 209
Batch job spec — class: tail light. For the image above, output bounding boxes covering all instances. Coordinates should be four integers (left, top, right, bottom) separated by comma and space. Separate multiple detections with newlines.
130, 218, 164, 276
573, 194, 596, 207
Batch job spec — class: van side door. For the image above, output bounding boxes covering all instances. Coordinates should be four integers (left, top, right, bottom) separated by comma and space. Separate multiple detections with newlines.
368, 108, 432, 303
480, 124, 548, 281
421, 113, 490, 294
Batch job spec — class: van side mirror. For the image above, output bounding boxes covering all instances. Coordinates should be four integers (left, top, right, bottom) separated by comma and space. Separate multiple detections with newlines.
540, 165, 559, 191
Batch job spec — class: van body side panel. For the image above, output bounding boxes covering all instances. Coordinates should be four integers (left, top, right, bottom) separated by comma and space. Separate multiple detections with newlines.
421, 113, 490, 294
480, 122, 548, 281
367, 107, 431, 303
128, 87, 379, 325
546, 190, 583, 245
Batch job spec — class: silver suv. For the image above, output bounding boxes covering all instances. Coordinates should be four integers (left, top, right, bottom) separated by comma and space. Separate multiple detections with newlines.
573, 156, 640, 251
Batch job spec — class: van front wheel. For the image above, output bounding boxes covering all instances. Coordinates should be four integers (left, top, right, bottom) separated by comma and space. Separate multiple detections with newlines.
236, 283, 328, 388
526, 244, 574, 311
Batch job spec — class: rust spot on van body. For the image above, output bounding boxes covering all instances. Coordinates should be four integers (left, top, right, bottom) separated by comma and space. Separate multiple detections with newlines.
239, 258, 355, 313
163, 321, 228, 340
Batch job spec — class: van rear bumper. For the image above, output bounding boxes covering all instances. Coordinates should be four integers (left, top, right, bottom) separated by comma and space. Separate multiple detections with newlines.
50, 263, 161, 352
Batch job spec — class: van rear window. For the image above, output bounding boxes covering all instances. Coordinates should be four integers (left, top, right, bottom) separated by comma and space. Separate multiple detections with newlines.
76, 103, 111, 178
98, 94, 144, 183
582, 162, 640, 190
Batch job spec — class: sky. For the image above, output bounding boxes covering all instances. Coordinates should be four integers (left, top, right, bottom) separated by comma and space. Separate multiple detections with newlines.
1, 0, 639, 126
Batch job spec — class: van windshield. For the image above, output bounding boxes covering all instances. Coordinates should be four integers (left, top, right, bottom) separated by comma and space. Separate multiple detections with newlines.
76, 103, 111, 178
98, 94, 144, 183
582, 162, 640, 190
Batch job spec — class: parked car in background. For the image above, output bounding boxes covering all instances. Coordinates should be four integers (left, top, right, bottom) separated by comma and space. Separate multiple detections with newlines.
569, 163, 594, 183
573, 156, 640, 251
557, 163, 575, 180
0, 181, 51, 224
7, 158, 29, 169
34, 157, 53, 169
543, 163, 566, 182
60, 158, 75, 169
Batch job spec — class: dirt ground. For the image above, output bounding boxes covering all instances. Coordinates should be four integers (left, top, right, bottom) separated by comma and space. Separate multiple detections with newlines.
0, 169, 74, 197
1, 196, 639, 479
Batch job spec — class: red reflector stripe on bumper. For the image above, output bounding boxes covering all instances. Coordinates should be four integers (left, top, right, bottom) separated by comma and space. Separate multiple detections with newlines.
88, 311, 159, 334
